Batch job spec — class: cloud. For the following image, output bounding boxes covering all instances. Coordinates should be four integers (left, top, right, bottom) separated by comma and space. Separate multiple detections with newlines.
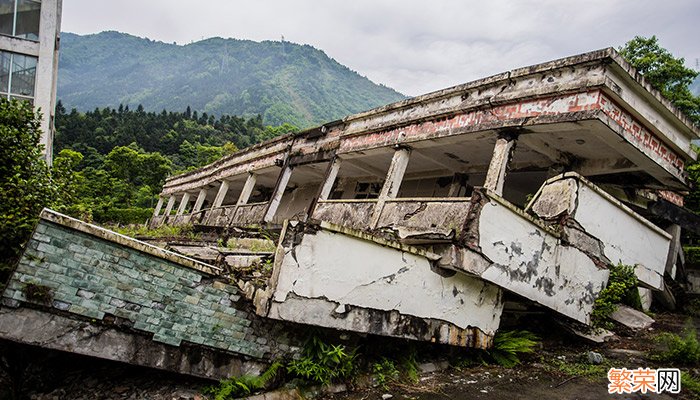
62, 0, 700, 96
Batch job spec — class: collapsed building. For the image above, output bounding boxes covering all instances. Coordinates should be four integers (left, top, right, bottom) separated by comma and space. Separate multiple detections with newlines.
2, 48, 700, 378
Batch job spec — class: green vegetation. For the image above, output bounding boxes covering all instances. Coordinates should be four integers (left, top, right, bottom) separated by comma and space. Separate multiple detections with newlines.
682, 371, 700, 398
451, 330, 540, 369
652, 320, 700, 365
110, 223, 200, 240
371, 358, 400, 389
591, 264, 640, 329
58, 31, 406, 129
286, 336, 358, 385
0, 100, 65, 281
545, 356, 612, 380
202, 361, 283, 399
488, 330, 539, 368
619, 36, 699, 125
52, 101, 300, 225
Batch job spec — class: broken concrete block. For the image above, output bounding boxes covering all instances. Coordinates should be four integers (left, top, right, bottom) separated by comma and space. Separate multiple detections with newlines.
586, 351, 603, 365
610, 304, 654, 330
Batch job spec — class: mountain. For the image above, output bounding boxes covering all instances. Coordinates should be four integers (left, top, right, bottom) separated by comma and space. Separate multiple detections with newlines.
57, 31, 406, 128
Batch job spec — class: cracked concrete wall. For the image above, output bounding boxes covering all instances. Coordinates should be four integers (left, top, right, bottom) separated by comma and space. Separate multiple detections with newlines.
475, 198, 609, 324
265, 225, 503, 348
530, 174, 672, 290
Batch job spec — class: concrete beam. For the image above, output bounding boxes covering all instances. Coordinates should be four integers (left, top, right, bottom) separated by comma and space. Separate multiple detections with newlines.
212, 180, 230, 208
153, 197, 164, 217
176, 192, 191, 216
484, 134, 517, 196
370, 148, 411, 228
163, 196, 176, 216
237, 173, 257, 206
319, 158, 342, 201
192, 189, 208, 214
0, 307, 265, 381
264, 166, 293, 223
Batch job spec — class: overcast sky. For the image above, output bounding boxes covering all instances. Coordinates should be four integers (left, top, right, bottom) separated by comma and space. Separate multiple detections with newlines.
62, 0, 699, 96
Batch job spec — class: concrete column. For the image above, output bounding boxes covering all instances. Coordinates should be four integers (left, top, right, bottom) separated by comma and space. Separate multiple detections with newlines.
319, 158, 342, 201
212, 181, 230, 208
153, 197, 164, 217
484, 134, 518, 196
34, 0, 62, 165
237, 173, 257, 206
176, 192, 191, 215
163, 196, 176, 216
192, 189, 208, 214
370, 148, 411, 228
263, 166, 293, 223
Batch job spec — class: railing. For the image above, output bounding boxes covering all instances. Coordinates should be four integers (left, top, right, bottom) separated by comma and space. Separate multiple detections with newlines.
312, 198, 471, 241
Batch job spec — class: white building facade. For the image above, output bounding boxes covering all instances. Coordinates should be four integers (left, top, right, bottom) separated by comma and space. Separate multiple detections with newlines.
0, 0, 62, 164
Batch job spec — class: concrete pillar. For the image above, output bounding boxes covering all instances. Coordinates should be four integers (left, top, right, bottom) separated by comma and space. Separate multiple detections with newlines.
176, 192, 191, 216
192, 189, 208, 214
484, 134, 518, 196
263, 166, 293, 223
153, 197, 164, 217
237, 173, 257, 206
212, 181, 230, 208
319, 158, 342, 201
163, 196, 176, 216
370, 148, 411, 228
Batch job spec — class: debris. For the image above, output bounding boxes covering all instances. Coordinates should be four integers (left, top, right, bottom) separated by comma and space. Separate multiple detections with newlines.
586, 351, 603, 365
382, 394, 393, 399
610, 304, 655, 330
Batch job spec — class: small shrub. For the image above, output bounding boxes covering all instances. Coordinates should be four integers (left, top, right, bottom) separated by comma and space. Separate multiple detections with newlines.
653, 321, 700, 365
22, 282, 52, 303
488, 330, 539, 368
372, 358, 400, 389
203, 361, 282, 400
287, 336, 358, 385
591, 264, 640, 329
682, 371, 700, 397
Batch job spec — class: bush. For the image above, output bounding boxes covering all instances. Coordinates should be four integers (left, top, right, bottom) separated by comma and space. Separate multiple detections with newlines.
653, 320, 700, 365
488, 330, 539, 367
287, 336, 358, 385
203, 362, 282, 400
0, 99, 57, 281
93, 207, 153, 225
591, 264, 640, 329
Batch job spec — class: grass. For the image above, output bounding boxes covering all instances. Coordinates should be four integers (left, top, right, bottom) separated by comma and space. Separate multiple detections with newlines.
110, 223, 201, 240
651, 320, 700, 365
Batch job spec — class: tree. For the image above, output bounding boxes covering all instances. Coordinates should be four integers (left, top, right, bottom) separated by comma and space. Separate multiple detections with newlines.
619, 36, 700, 125
0, 100, 57, 271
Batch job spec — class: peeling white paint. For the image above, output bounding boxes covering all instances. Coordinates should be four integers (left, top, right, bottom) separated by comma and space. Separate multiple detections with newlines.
478, 200, 608, 324
270, 228, 503, 336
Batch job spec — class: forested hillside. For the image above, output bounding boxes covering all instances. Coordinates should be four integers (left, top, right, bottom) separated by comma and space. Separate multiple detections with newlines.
57, 31, 406, 128
53, 103, 297, 224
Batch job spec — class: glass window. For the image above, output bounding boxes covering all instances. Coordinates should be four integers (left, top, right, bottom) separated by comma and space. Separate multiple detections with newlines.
0, 0, 13, 36
14, 0, 40, 40
0, 51, 10, 93
0, 50, 37, 99
10, 52, 35, 96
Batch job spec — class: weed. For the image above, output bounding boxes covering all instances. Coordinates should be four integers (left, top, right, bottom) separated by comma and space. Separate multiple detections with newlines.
22, 282, 52, 303
488, 330, 539, 368
652, 320, 700, 365
287, 336, 358, 385
111, 223, 200, 240
544, 356, 610, 380
682, 371, 700, 398
398, 348, 420, 384
203, 361, 282, 400
372, 358, 400, 389
591, 264, 640, 329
